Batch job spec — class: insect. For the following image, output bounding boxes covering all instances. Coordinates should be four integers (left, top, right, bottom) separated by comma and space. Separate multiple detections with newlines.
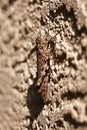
36, 35, 51, 102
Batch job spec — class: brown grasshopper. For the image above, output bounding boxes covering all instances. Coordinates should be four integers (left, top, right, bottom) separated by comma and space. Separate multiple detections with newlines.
36, 35, 51, 102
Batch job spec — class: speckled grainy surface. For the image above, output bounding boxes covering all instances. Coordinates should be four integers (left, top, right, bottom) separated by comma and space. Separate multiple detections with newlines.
0, 0, 87, 130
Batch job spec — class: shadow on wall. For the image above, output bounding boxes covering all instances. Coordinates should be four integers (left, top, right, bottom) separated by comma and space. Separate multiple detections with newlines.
26, 77, 44, 129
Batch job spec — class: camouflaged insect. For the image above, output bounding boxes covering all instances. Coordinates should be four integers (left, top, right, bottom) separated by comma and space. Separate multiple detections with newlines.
36, 35, 51, 102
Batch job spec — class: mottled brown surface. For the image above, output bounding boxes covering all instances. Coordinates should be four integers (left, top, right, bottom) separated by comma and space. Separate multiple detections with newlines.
0, 0, 87, 130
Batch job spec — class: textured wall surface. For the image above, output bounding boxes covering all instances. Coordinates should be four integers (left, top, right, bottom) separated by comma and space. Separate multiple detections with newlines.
0, 0, 87, 130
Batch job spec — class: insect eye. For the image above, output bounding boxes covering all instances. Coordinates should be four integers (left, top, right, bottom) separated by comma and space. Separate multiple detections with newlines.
39, 46, 43, 50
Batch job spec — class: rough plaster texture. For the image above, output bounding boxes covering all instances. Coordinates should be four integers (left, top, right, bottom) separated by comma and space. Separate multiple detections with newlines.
0, 0, 87, 130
